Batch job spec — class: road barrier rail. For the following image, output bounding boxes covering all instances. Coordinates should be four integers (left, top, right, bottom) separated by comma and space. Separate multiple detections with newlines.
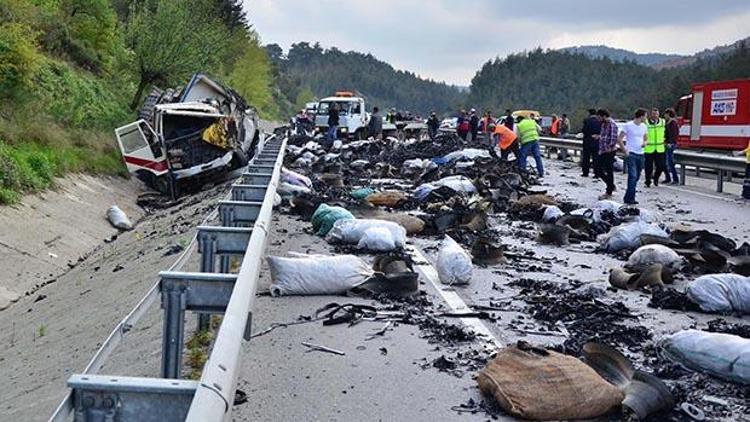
50, 134, 286, 422
538, 136, 746, 193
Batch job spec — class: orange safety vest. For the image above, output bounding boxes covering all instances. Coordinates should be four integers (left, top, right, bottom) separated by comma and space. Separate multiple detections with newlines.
494, 125, 517, 150
551, 119, 560, 136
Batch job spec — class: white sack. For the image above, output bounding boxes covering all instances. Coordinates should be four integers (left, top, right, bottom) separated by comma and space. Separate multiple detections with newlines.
627, 244, 682, 271
542, 205, 564, 222
281, 167, 312, 188
357, 227, 397, 251
107, 205, 133, 230
437, 236, 473, 285
599, 221, 668, 252
415, 175, 476, 200
278, 182, 311, 197
328, 219, 407, 248
267, 253, 373, 296
443, 148, 491, 162
659, 329, 750, 384
687, 274, 750, 314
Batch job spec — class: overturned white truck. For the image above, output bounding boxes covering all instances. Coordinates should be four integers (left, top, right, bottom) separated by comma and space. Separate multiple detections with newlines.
115, 73, 261, 197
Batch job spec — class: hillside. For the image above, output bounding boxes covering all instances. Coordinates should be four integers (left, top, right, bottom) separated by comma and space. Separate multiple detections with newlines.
469, 43, 750, 130
267, 42, 466, 115
560, 45, 684, 67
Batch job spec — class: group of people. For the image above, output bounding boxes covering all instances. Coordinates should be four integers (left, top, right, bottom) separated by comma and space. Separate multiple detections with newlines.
581, 107, 680, 204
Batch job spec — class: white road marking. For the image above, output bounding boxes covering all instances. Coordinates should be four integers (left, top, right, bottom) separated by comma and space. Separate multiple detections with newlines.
406, 244, 503, 349
660, 184, 740, 202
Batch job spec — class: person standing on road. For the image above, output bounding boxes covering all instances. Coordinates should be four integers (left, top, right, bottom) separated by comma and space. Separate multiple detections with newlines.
734, 140, 750, 199
594, 109, 619, 199
469, 108, 480, 142
560, 113, 571, 137
550, 114, 561, 137
620, 108, 648, 205
427, 112, 440, 141
368, 106, 383, 140
386, 108, 397, 124
457, 109, 469, 141
643, 108, 667, 187
481, 111, 494, 141
517, 114, 544, 177
581, 108, 602, 177
664, 108, 679, 184
502, 109, 515, 131
327, 103, 339, 142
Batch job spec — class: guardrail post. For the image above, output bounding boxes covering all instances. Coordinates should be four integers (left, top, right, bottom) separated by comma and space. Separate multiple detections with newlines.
717, 170, 724, 193
198, 236, 216, 332
680, 163, 687, 186
161, 284, 187, 379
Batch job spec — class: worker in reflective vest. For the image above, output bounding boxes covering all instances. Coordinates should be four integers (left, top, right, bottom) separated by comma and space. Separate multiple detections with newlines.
643, 108, 666, 187
516, 115, 544, 177
491, 122, 519, 161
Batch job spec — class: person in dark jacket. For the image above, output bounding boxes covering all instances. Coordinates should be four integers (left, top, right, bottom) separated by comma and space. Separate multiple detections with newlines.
457, 109, 469, 141
581, 108, 602, 177
368, 106, 383, 140
469, 108, 480, 141
426, 112, 440, 141
663, 108, 679, 184
502, 109, 514, 131
327, 104, 340, 141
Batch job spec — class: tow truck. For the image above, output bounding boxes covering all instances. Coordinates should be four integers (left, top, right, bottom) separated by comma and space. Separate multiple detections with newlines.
115, 73, 260, 197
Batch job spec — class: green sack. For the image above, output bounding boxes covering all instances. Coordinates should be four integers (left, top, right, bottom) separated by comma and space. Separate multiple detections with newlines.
350, 187, 376, 200
311, 204, 354, 236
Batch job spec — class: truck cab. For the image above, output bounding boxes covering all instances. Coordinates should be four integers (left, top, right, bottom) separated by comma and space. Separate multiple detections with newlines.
314, 92, 368, 139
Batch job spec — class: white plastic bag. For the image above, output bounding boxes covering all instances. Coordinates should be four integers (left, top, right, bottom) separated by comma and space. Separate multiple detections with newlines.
357, 227, 397, 251
442, 148, 490, 162
687, 274, 750, 314
659, 330, 750, 384
626, 244, 682, 271
542, 205, 563, 222
328, 219, 407, 248
593, 200, 622, 213
437, 236, 473, 285
415, 176, 476, 200
267, 253, 373, 296
278, 182, 311, 197
281, 167, 312, 188
107, 205, 133, 230
599, 221, 668, 252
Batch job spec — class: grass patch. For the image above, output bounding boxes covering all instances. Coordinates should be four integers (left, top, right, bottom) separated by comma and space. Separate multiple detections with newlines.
186, 329, 215, 380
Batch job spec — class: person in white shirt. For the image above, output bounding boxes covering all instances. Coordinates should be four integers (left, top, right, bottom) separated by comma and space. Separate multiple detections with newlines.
618, 109, 648, 205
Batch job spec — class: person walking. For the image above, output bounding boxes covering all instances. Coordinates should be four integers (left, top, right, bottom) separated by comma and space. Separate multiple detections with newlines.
643, 108, 666, 187
620, 108, 648, 205
663, 108, 679, 184
426, 112, 440, 141
734, 140, 750, 200
581, 108, 602, 177
368, 106, 383, 140
517, 114, 544, 177
502, 109, 515, 131
594, 109, 619, 199
327, 103, 339, 142
457, 109, 469, 141
469, 108, 480, 142
492, 121, 519, 161
560, 113, 571, 137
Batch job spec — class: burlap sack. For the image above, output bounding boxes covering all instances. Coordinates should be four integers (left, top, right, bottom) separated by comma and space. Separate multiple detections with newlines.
366, 190, 407, 208
477, 346, 624, 420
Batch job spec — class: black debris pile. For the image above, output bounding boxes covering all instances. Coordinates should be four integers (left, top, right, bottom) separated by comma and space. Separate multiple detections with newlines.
648, 288, 702, 312
705, 319, 750, 338
421, 350, 493, 378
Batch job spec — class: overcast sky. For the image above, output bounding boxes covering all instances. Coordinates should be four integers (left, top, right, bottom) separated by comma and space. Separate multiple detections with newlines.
246, 0, 750, 85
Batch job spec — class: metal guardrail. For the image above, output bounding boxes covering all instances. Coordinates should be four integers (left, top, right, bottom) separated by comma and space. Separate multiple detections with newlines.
538, 136, 746, 193
49, 134, 286, 421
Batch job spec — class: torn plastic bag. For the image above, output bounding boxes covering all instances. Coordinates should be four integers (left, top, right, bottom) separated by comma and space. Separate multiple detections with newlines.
437, 235, 473, 285
357, 227, 397, 251
310, 204, 355, 236
659, 329, 750, 384
687, 273, 750, 314
107, 205, 133, 231
350, 187, 375, 200
477, 344, 624, 420
415, 176, 476, 201
328, 219, 407, 248
626, 244, 682, 272
267, 253, 374, 296
593, 199, 622, 213
441, 148, 491, 162
278, 182, 311, 197
542, 205, 563, 222
599, 221, 668, 252
281, 167, 312, 189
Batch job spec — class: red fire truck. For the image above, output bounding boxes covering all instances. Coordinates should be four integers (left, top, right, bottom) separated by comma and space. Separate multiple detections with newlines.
675, 79, 750, 151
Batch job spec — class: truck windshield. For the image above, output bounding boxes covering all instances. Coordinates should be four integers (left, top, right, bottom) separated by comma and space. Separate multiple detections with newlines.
317, 101, 351, 116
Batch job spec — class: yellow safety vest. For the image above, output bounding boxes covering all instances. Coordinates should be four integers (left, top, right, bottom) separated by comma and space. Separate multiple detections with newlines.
644, 118, 666, 154
517, 119, 540, 144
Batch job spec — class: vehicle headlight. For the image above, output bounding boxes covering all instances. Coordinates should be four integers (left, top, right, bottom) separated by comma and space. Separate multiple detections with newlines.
340, 128, 348, 133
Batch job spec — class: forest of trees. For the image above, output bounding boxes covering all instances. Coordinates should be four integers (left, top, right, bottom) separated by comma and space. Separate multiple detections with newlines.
0, 0, 276, 203
468, 43, 750, 130
266, 42, 466, 116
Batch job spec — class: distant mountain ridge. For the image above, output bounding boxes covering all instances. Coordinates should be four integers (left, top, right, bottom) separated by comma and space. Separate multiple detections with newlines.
560, 36, 750, 68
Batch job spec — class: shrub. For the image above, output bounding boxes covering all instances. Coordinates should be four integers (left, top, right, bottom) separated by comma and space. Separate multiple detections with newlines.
0, 22, 42, 95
